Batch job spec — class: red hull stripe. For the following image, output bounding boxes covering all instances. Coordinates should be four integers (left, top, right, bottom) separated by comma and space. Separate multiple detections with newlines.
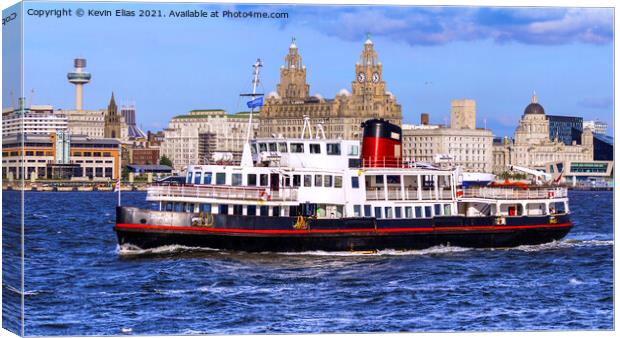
115, 222, 572, 235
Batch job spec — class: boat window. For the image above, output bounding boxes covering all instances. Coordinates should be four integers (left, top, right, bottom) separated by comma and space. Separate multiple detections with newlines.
291, 143, 304, 153
259, 174, 268, 186
248, 174, 257, 186
216, 173, 226, 185
348, 145, 359, 156
385, 207, 393, 219
415, 206, 422, 218
233, 205, 243, 215
272, 206, 280, 217
309, 144, 321, 154
387, 175, 400, 184
187, 172, 193, 184
376, 175, 384, 184
251, 144, 258, 155
424, 206, 432, 218
324, 175, 333, 187
289, 205, 300, 216
175, 203, 184, 212
374, 207, 382, 219
247, 205, 257, 216
186, 203, 195, 213
284, 176, 291, 187
165, 202, 173, 211
405, 207, 413, 218
434, 204, 442, 216
268, 143, 277, 152
194, 172, 202, 185
315, 175, 323, 187
395, 207, 402, 218
292, 175, 301, 187
278, 142, 288, 153
351, 176, 359, 188
260, 206, 268, 216
204, 172, 212, 184
219, 204, 229, 215
259, 143, 267, 152
200, 204, 212, 213
327, 143, 341, 155
334, 176, 343, 188
364, 205, 372, 217
353, 205, 361, 217
443, 204, 451, 216
304, 175, 312, 187
232, 173, 242, 186
317, 204, 327, 218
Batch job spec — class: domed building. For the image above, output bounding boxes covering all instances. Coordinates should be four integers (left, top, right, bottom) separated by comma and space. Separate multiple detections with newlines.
493, 93, 593, 173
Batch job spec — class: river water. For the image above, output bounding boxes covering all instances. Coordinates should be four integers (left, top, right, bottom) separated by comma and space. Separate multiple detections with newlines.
2, 190, 613, 335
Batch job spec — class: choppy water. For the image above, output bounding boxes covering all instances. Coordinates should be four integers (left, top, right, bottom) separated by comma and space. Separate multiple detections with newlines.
2, 190, 614, 335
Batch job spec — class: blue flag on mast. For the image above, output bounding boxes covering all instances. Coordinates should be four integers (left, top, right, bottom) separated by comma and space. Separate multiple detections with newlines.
246, 96, 264, 109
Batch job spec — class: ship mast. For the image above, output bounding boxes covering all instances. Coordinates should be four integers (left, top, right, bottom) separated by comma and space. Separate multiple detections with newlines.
240, 58, 264, 167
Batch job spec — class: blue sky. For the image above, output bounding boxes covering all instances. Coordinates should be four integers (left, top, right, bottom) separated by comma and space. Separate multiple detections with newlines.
8, 2, 614, 137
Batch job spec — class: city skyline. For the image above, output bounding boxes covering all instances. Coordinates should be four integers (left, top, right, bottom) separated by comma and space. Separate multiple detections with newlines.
8, 3, 614, 137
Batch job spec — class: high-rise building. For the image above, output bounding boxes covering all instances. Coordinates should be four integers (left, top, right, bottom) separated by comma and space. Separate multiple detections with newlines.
2, 98, 68, 136
546, 115, 583, 145
450, 99, 476, 129
160, 110, 260, 171
583, 119, 608, 135
121, 104, 146, 139
67, 58, 91, 111
259, 37, 402, 140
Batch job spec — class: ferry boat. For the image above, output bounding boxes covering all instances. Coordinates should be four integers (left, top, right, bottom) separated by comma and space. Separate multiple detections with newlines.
114, 61, 572, 253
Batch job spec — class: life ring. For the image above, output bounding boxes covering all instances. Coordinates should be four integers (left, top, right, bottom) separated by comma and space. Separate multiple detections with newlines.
456, 190, 464, 197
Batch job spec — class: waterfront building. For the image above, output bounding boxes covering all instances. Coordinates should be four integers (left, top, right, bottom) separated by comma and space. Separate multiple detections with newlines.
546, 115, 583, 145
402, 110, 493, 172
160, 109, 260, 171
450, 99, 476, 129
583, 119, 608, 135
259, 37, 402, 140
545, 160, 614, 186
492, 93, 593, 173
129, 147, 160, 165
121, 104, 146, 139
2, 98, 68, 136
2, 132, 121, 180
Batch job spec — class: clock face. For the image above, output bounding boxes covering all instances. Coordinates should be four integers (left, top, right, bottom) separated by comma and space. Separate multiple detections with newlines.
372, 72, 380, 83
357, 72, 366, 83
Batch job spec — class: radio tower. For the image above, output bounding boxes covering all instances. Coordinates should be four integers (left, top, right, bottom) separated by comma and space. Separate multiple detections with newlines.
67, 58, 91, 111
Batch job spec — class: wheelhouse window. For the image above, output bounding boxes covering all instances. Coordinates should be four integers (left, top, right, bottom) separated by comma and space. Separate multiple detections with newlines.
304, 175, 312, 187
194, 172, 202, 185
278, 142, 288, 153
348, 145, 359, 156
260, 174, 268, 186
232, 173, 242, 186
292, 175, 301, 187
309, 144, 321, 154
351, 176, 359, 188
216, 173, 226, 185
327, 143, 341, 155
268, 143, 277, 152
291, 143, 304, 153
259, 143, 267, 152
248, 174, 257, 186
324, 175, 333, 187
315, 175, 323, 187
334, 176, 343, 188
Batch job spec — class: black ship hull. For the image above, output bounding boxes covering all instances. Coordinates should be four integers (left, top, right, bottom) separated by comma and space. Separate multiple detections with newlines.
115, 207, 573, 252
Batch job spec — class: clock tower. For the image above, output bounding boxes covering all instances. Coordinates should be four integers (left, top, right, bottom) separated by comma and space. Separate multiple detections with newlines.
349, 35, 400, 122
276, 37, 309, 99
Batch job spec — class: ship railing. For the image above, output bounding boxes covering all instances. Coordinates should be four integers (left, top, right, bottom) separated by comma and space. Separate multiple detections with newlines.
366, 187, 454, 201
147, 185, 298, 202
461, 187, 568, 200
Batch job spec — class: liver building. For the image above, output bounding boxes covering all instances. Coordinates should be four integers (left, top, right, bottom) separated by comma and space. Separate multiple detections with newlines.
259, 37, 402, 139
